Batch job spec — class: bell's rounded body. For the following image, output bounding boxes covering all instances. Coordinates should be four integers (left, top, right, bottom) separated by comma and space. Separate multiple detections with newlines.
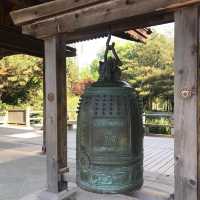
76, 80, 144, 194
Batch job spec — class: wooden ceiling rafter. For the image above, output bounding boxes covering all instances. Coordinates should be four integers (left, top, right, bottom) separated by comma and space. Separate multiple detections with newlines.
11, 0, 112, 26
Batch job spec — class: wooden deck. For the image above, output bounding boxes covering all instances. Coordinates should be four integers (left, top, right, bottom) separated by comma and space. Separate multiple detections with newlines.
144, 137, 174, 176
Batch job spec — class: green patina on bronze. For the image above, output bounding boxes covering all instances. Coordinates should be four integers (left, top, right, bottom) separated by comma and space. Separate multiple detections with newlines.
76, 37, 144, 194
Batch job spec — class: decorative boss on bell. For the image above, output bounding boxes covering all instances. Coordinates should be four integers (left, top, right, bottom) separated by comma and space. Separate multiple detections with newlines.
76, 34, 144, 194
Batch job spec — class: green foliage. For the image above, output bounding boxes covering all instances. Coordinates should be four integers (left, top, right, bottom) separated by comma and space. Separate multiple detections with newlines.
145, 114, 172, 135
0, 54, 81, 117
67, 58, 79, 90
0, 101, 9, 113
89, 60, 99, 81
80, 63, 98, 81
79, 66, 93, 80
123, 65, 174, 111
90, 33, 173, 69
66, 58, 80, 120
0, 55, 81, 112
128, 33, 173, 69
147, 125, 171, 135
145, 116, 172, 126
0, 55, 43, 109
67, 95, 79, 120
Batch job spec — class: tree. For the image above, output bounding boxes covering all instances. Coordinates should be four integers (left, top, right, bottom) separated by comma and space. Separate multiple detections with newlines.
0, 55, 43, 108
123, 65, 174, 111
66, 58, 79, 91
66, 58, 80, 117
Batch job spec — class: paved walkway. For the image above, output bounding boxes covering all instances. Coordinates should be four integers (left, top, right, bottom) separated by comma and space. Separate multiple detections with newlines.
0, 125, 174, 200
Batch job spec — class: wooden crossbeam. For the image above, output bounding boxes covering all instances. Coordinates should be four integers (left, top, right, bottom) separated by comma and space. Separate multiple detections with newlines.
62, 12, 173, 44
11, 0, 112, 26
11, 0, 200, 39
11, 0, 200, 26
0, 25, 76, 57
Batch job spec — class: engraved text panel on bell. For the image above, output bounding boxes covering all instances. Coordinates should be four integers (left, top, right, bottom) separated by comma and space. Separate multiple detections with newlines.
92, 118, 129, 155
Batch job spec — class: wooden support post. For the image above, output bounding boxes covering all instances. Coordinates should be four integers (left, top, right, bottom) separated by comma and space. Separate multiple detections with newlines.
42, 58, 46, 154
174, 5, 199, 200
44, 34, 67, 193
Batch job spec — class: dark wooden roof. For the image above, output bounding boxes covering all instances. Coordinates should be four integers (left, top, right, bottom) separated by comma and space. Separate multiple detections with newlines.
0, 0, 151, 58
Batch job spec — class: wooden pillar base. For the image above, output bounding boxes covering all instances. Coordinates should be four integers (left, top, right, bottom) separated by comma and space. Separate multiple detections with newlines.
41, 145, 46, 154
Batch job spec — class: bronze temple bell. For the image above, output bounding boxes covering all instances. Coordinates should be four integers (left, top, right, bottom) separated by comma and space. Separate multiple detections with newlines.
76, 35, 144, 194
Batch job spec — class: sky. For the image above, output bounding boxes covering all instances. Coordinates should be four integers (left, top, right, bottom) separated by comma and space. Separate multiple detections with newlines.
73, 23, 174, 68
